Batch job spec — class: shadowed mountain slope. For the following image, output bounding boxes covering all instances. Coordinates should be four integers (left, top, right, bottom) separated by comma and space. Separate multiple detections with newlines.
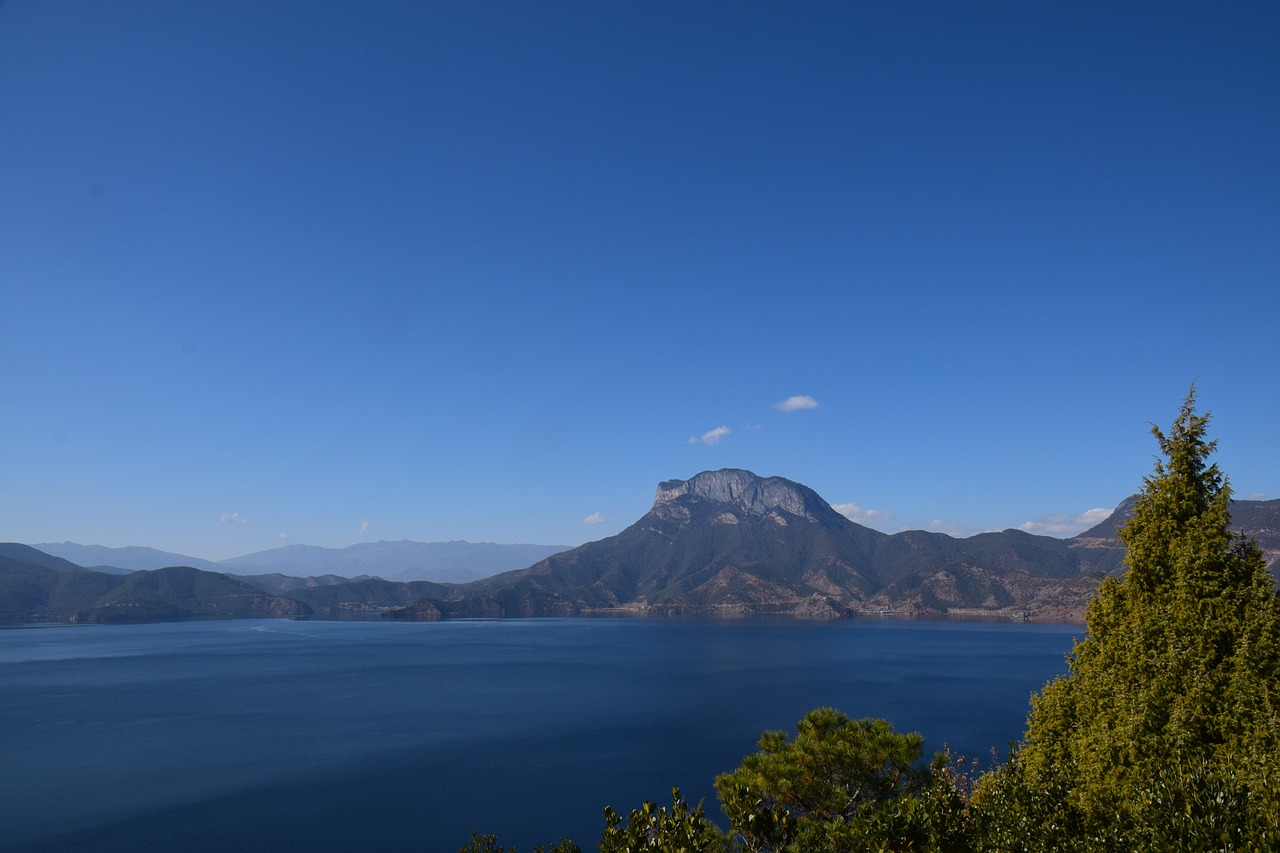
0, 549, 311, 624
0, 545, 126, 621
71, 567, 311, 623
463, 470, 885, 617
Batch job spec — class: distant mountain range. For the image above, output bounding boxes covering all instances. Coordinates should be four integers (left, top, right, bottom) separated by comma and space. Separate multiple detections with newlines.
6, 469, 1278, 625
33, 540, 572, 583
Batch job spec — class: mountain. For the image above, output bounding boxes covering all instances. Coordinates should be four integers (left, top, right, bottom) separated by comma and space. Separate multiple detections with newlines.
1065, 494, 1280, 575
0, 542, 91, 573
30, 539, 573, 583
455, 469, 883, 618
7, 473, 1277, 625
218, 540, 572, 583
394, 470, 1278, 623
0, 545, 310, 624
283, 577, 454, 618
1223, 498, 1280, 568
452, 468, 1091, 618
33, 542, 222, 572
235, 572, 363, 595
0, 544, 125, 621
70, 566, 311, 624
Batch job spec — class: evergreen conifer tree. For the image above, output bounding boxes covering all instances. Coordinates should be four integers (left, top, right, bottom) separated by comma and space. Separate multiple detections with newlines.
974, 388, 1280, 849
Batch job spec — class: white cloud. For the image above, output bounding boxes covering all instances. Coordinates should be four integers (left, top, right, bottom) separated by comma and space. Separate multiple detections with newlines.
359, 520, 370, 536
1246, 491, 1268, 500
832, 503, 895, 531
691, 425, 731, 445
220, 512, 250, 525
775, 395, 820, 412
1018, 507, 1114, 537
927, 518, 977, 537
278, 532, 289, 541
583, 512, 605, 525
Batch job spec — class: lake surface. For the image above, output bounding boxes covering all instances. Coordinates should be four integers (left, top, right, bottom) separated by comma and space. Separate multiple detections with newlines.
0, 617, 1078, 852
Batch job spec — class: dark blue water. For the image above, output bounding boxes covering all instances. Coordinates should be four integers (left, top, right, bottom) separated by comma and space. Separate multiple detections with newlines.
0, 618, 1077, 852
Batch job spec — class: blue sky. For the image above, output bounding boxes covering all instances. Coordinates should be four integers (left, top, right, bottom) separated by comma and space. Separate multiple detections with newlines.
3, 1, 1277, 561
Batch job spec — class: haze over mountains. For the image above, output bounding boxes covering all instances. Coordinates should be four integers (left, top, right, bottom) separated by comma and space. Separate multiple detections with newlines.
34, 540, 571, 583
7, 469, 1278, 625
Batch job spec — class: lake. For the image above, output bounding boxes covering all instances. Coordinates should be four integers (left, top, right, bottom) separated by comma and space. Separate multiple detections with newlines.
0, 617, 1078, 852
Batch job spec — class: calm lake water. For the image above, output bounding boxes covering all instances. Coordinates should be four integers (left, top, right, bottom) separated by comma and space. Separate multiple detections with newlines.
0, 617, 1078, 852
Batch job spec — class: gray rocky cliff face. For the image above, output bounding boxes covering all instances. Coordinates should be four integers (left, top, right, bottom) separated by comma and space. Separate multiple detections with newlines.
652, 469, 828, 521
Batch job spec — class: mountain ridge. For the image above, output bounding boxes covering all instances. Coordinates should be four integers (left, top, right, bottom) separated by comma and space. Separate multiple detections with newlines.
7, 470, 1278, 625
34, 539, 572, 584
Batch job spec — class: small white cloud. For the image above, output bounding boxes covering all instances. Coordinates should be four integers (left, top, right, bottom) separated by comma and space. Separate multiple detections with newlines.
698, 425, 731, 445
927, 518, 976, 537
832, 503, 895, 531
775, 395, 820, 412
688, 436, 699, 445
583, 512, 605, 525
278, 532, 289, 541
359, 520, 370, 536
1018, 507, 1114, 537
220, 512, 250, 525
1246, 491, 1268, 501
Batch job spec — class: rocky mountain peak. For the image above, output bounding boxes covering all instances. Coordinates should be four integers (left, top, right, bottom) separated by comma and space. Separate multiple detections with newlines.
652, 469, 828, 521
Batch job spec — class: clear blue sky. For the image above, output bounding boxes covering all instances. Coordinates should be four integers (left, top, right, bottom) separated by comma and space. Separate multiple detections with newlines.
3, 1, 1277, 561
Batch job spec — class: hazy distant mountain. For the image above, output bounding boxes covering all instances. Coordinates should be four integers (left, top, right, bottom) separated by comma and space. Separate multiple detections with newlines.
34, 542, 222, 572
31, 539, 572, 583
218, 540, 572, 583
1, 542, 90, 573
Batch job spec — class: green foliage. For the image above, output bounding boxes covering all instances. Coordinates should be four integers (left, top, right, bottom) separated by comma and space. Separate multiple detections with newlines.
457, 832, 515, 853
714, 707, 969, 852
599, 788, 727, 852
977, 387, 1280, 849
456, 831, 580, 853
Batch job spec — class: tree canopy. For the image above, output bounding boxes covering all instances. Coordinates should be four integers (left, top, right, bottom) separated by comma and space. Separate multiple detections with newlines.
974, 387, 1280, 849
714, 707, 966, 852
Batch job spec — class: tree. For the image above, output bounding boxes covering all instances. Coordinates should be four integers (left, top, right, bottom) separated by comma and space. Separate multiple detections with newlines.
598, 788, 726, 853
972, 388, 1280, 849
456, 831, 580, 853
714, 707, 968, 852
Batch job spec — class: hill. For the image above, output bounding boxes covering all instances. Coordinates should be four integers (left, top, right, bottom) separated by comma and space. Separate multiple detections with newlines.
0, 544, 125, 622
71, 567, 310, 623
0, 548, 310, 624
